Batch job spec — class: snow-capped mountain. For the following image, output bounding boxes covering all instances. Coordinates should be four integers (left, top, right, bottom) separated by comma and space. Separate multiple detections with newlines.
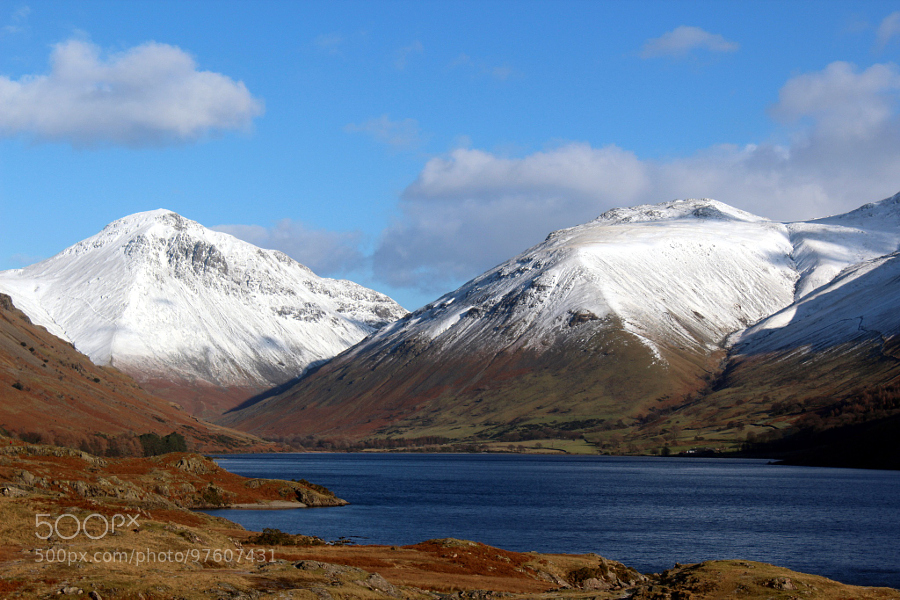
376, 200, 798, 359
0, 210, 407, 416
221, 193, 900, 441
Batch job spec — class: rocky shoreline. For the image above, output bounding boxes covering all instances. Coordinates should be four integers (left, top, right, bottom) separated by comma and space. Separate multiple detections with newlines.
0, 440, 347, 511
0, 437, 896, 599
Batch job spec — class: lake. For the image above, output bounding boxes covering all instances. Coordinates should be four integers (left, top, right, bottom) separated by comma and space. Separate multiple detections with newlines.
204, 453, 900, 588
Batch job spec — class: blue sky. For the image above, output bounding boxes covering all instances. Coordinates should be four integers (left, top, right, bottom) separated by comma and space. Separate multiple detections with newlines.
2, 1, 900, 309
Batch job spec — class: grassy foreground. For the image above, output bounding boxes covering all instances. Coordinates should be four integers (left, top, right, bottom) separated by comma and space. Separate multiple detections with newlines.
0, 439, 897, 599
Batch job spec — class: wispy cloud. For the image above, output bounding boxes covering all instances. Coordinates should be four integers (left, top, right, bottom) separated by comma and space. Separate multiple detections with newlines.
394, 40, 423, 70
451, 53, 517, 81
373, 61, 900, 292
0, 39, 263, 147
9, 252, 43, 267
345, 114, 423, 149
2, 5, 30, 35
313, 33, 345, 55
640, 26, 739, 59
876, 12, 900, 51
213, 220, 365, 277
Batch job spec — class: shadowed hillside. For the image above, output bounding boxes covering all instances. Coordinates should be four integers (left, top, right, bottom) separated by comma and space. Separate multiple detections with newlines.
0, 293, 273, 455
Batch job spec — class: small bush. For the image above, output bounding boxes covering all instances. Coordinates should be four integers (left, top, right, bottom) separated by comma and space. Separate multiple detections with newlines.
246, 528, 324, 547
139, 432, 187, 456
567, 566, 606, 585
293, 478, 335, 497
200, 486, 226, 506
18, 431, 44, 444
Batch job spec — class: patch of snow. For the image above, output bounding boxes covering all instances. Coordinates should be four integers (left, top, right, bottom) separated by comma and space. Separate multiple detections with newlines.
734, 251, 900, 353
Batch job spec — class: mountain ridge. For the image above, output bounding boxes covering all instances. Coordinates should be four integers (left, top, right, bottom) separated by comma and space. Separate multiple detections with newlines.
220, 193, 900, 448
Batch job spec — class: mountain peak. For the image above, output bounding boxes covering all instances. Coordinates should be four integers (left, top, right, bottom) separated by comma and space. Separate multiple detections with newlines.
97, 208, 202, 238
594, 198, 766, 226
0, 210, 408, 417
815, 190, 900, 227
852, 190, 900, 213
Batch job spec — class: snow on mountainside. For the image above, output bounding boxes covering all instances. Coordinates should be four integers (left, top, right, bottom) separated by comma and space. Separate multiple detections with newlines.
0, 210, 407, 411
733, 251, 900, 354
787, 192, 900, 300
368, 198, 798, 363
222, 192, 900, 442
723, 191, 900, 352
367, 193, 900, 366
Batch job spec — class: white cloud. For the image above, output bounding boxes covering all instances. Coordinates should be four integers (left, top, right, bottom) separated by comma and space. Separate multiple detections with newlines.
345, 114, 423, 149
404, 145, 649, 203
771, 61, 900, 138
0, 39, 263, 147
641, 26, 739, 59
395, 40, 423, 70
373, 144, 650, 290
876, 12, 900, 50
213, 220, 365, 277
373, 61, 900, 292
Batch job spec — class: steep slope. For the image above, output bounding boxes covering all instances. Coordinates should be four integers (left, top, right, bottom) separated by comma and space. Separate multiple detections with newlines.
0, 293, 270, 453
735, 252, 900, 354
0, 210, 407, 417
221, 199, 803, 440
787, 192, 900, 299
686, 197, 900, 424
687, 250, 900, 430
223, 193, 900, 446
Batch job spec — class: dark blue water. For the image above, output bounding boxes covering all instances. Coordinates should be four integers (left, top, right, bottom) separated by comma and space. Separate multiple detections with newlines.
203, 453, 900, 588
